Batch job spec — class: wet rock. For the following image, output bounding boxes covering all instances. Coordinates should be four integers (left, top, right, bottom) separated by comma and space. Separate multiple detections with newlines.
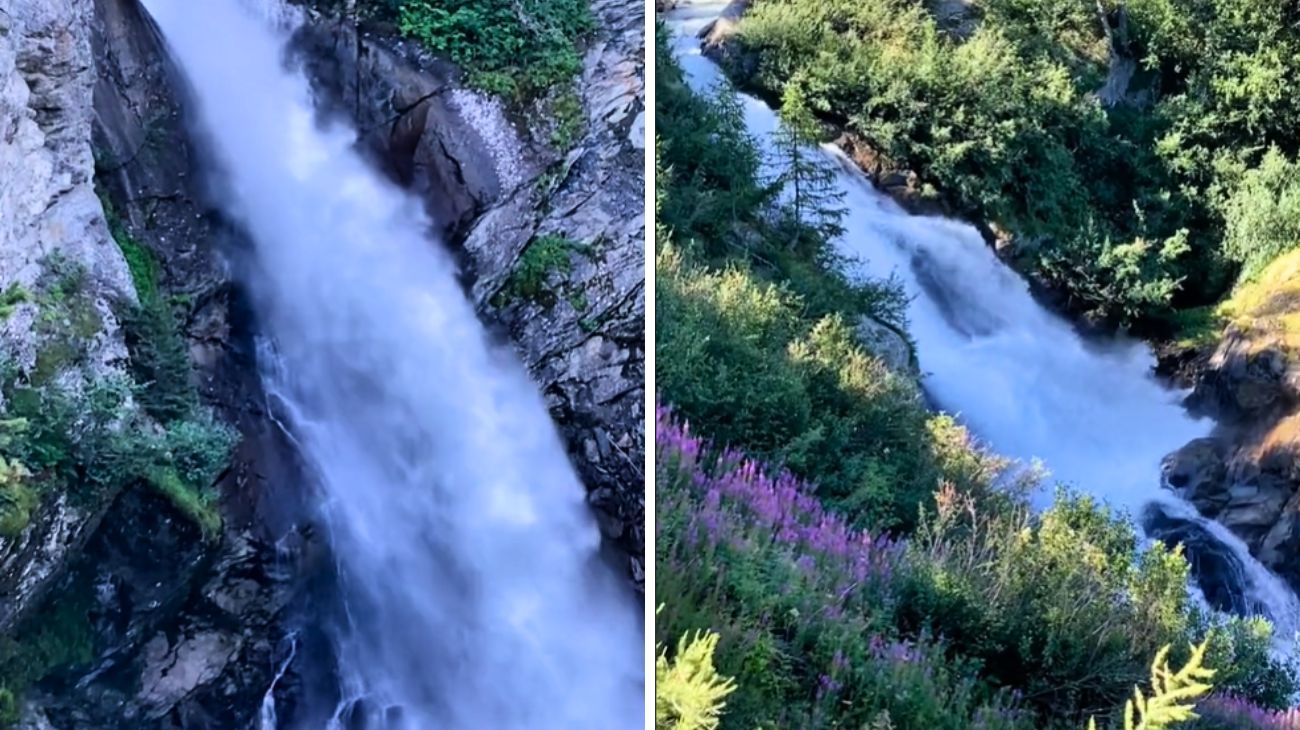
1142, 503, 1267, 618
292, 0, 646, 588
699, 0, 758, 83
1195, 328, 1298, 421
856, 316, 916, 375
288, 16, 515, 235
1161, 437, 1229, 515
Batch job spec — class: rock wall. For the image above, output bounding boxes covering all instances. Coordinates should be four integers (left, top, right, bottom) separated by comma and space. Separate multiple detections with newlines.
0, 0, 135, 637
1, 1, 298, 726
290, 0, 647, 587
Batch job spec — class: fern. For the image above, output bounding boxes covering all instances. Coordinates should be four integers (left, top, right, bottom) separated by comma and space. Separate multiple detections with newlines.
1087, 640, 1215, 730
655, 620, 737, 730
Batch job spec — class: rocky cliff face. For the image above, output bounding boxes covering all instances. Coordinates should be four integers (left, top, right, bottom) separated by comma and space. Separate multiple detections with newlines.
289, 0, 646, 586
1164, 252, 1300, 590
1, 0, 302, 727
0, 0, 137, 635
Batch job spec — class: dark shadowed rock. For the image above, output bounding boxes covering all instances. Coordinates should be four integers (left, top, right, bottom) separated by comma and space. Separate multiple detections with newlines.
1142, 503, 1268, 618
1161, 437, 1229, 515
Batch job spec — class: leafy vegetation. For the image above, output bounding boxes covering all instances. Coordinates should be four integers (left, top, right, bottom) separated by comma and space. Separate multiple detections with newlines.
0, 209, 237, 721
1087, 641, 1213, 730
655, 623, 737, 730
654, 26, 1298, 730
396, 0, 593, 98
495, 234, 589, 308
719, 0, 1300, 328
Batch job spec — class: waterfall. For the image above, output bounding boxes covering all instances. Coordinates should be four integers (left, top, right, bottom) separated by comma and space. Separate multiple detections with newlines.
140, 1, 644, 727
667, 0, 1300, 649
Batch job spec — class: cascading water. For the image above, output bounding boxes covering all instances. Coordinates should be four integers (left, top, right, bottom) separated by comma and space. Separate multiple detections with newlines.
140, 1, 643, 728
668, 0, 1300, 648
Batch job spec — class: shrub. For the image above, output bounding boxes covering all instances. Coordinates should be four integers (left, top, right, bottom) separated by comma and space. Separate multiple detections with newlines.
720, 0, 1300, 325
495, 235, 588, 307
1218, 148, 1300, 284
1197, 617, 1297, 711
397, 0, 592, 98
900, 488, 1195, 721
657, 406, 1035, 729
1194, 696, 1300, 729
1086, 640, 1214, 730
657, 246, 944, 529
656, 626, 737, 730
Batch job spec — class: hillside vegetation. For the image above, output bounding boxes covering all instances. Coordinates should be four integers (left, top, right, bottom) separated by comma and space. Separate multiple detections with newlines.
654, 19, 1299, 729
719, 0, 1300, 331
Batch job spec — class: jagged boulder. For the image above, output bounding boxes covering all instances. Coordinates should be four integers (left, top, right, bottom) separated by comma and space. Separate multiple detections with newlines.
856, 316, 916, 375
1161, 437, 1230, 515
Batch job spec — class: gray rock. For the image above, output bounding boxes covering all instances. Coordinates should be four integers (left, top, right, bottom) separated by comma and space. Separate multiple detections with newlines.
0, 0, 136, 636
856, 316, 916, 375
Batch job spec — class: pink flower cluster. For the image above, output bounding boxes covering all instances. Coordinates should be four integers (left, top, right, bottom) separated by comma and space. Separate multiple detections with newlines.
656, 402, 899, 596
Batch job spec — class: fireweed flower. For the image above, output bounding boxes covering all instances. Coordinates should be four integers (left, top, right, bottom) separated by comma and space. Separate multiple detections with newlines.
1198, 695, 1300, 729
655, 400, 899, 605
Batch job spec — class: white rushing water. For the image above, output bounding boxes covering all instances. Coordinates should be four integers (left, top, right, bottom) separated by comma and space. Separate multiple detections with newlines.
143, 1, 643, 728
667, 0, 1300, 644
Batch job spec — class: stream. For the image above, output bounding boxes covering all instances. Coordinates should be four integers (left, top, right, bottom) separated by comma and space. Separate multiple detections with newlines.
139, 1, 645, 727
667, 0, 1300, 651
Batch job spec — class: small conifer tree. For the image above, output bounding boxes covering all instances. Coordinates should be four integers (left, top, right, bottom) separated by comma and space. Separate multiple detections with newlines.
772, 81, 846, 245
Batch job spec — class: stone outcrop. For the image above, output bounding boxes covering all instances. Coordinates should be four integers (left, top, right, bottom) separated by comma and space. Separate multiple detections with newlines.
1168, 251, 1300, 589
855, 316, 917, 375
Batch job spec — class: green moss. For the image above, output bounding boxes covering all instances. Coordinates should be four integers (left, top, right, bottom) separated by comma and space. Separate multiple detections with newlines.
0, 286, 28, 321
495, 235, 588, 307
550, 88, 585, 151
566, 290, 589, 313
0, 574, 96, 728
146, 466, 221, 537
0, 468, 36, 540
1217, 248, 1300, 354
1168, 305, 1226, 352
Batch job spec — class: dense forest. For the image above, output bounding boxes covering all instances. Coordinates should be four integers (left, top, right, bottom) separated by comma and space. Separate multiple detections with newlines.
718, 0, 1300, 341
653, 0, 1300, 723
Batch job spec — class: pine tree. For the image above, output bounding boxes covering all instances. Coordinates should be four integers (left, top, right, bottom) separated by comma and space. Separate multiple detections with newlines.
772, 82, 846, 245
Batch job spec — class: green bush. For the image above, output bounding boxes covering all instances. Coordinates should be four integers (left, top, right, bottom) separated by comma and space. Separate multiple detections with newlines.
397, 0, 592, 98
494, 234, 588, 308
1196, 616, 1297, 710
1086, 641, 1214, 730
899, 490, 1195, 721
1218, 148, 1300, 284
657, 246, 946, 529
721, 0, 1300, 325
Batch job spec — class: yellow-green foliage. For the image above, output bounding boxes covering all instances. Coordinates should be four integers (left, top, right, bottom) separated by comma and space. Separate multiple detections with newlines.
656, 628, 736, 730
1217, 248, 1300, 355
1173, 247, 1300, 354
1087, 640, 1214, 730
